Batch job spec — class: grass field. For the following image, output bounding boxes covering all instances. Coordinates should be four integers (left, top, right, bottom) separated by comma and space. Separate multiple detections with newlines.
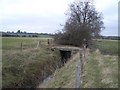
2, 37, 61, 88
82, 39, 119, 88
45, 39, 119, 88
81, 50, 118, 88
2, 37, 119, 88
2, 37, 53, 50
91, 39, 119, 55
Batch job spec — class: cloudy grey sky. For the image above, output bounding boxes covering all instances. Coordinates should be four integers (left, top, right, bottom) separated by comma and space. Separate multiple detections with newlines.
0, 0, 118, 36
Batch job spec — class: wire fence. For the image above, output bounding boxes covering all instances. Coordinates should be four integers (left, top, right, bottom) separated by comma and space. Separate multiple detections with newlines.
75, 48, 88, 88
20, 39, 53, 51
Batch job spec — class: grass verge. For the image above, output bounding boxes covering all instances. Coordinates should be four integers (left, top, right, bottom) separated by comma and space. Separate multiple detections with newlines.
81, 49, 118, 88
46, 52, 80, 88
90, 39, 119, 55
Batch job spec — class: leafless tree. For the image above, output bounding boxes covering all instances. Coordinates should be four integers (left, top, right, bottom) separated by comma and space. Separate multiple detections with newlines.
54, 0, 104, 46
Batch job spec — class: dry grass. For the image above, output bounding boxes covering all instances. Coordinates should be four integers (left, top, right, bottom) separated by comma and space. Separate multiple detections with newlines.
2, 37, 61, 88
81, 49, 118, 88
45, 52, 80, 88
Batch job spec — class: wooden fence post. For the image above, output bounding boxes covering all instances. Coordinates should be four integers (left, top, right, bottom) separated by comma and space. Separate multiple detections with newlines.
75, 49, 83, 88
75, 65, 81, 88
48, 39, 50, 45
39, 41, 41, 45
80, 49, 83, 73
50, 39, 52, 45
21, 42, 22, 51
75, 48, 88, 88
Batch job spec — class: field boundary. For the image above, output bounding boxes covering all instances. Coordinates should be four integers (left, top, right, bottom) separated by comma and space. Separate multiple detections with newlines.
75, 48, 89, 88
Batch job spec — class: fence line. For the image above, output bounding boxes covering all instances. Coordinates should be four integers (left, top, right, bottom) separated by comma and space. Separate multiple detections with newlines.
75, 48, 87, 88
19, 39, 54, 51
75, 64, 81, 88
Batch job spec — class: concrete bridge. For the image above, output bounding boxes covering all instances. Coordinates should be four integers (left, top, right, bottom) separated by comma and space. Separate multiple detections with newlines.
51, 46, 80, 64
51, 46, 80, 51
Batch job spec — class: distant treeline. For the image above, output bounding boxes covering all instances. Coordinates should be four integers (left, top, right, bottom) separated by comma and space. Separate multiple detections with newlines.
100, 36, 120, 40
1, 30, 54, 37
0, 31, 119, 40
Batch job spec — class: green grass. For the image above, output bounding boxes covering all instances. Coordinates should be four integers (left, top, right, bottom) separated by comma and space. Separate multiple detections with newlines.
46, 39, 119, 88
81, 50, 118, 88
2, 37, 61, 88
3, 48, 60, 88
2, 37, 32, 47
2, 37, 51, 50
2, 38, 119, 88
0, 37, 2, 49
82, 39, 119, 88
46, 52, 80, 88
90, 39, 119, 55
38, 35, 54, 38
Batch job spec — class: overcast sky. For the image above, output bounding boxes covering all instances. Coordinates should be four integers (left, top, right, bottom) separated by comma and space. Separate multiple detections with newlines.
0, 0, 118, 36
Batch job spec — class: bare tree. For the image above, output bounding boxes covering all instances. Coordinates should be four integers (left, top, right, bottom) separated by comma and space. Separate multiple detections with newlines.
54, 0, 104, 46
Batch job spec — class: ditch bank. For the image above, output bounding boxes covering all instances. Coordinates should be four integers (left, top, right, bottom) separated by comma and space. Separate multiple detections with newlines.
2, 47, 61, 88
37, 46, 80, 88
38, 52, 81, 88
2, 46, 79, 88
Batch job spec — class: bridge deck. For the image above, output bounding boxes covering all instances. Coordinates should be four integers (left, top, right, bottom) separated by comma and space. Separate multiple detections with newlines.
51, 45, 80, 51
